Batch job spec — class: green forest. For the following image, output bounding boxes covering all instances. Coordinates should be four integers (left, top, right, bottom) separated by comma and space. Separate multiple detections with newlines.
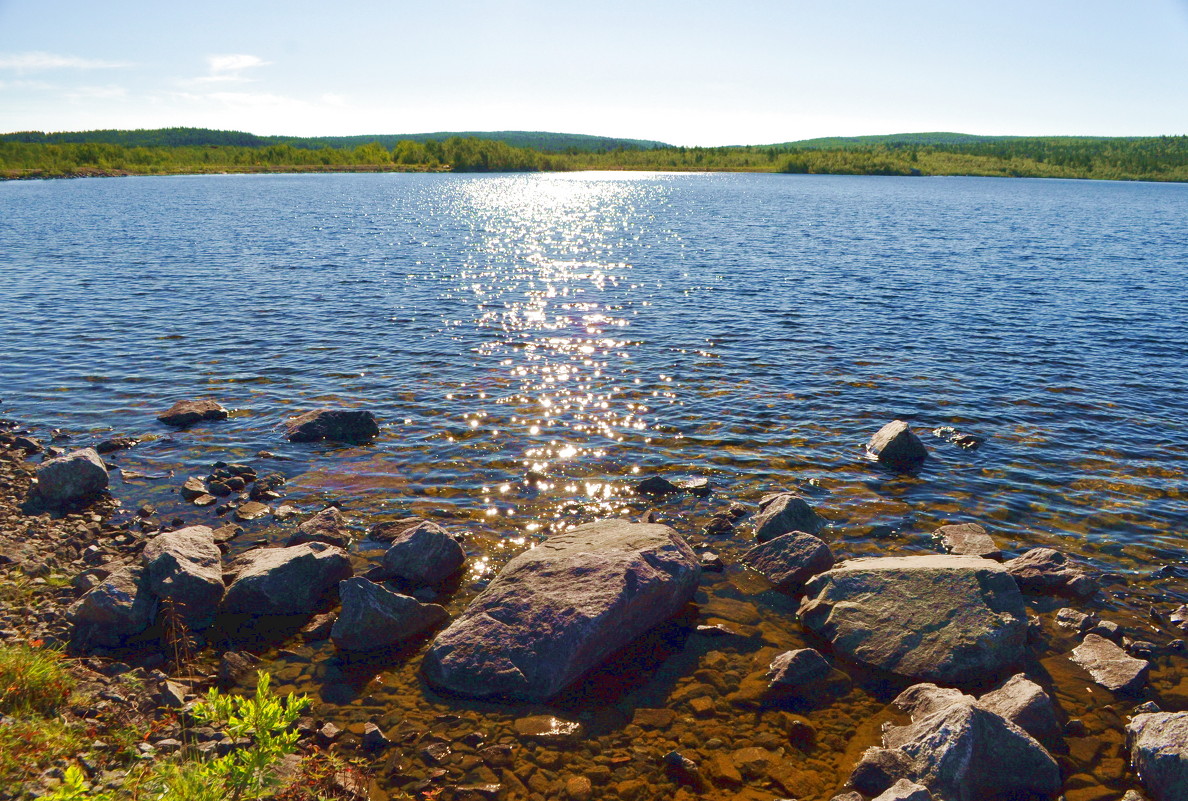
2, 128, 1187, 182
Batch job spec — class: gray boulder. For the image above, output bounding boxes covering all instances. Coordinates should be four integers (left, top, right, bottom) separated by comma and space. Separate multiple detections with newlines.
873, 780, 933, 801
798, 555, 1027, 685
422, 519, 700, 700
379, 521, 466, 587
893, 683, 971, 720
221, 542, 352, 615
285, 409, 379, 444
883, 701, 1060, 801
977, 673, 1062, 747
32, 448, 108, 508
1127, 712, 1188, 801
1071, 633, 1150, 693
866, 421, 928, 471
330, 578, 448, 651
935, 523, 1000, 559
157, 399, 228, 427
68, 565, 157, 646
141, 526, 223, 630
1005, 547, 1098, 598
753, 492, 825, 542
742, 531, 833, 592
287, 507, 353, 548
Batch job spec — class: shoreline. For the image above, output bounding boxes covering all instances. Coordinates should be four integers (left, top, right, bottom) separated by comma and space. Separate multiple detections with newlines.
2, 410, 1186, 801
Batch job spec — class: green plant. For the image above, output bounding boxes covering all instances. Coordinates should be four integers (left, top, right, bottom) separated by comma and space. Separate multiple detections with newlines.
0, 642, 74, 715
42, 765, 117, 801
187, 670, 310, 801
45, 670, 308, 801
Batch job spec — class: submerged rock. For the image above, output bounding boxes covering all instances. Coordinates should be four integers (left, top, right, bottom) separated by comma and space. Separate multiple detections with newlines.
765, 648, 831, 693
379, 521, 466, 587
866, 420, 928, 471
753, 492, 825, 542
141, 526, 223, 630
31, 448, 108, 508
157, 399, 228, 428
741, 531, 833, 592
422, 519, 700, 700
1127, 712, 1188, 801
69, 564, 157, 647
798, 555, 1027, 685
1005, 547, 1098, 598
935, 523, 1000, 559
285, 409, 379, 444
1071, 632, 1150, 693
635, 476, 682, 496
287, 506, 353, 548
222, 542, 352, 616
330, 578, 448, 651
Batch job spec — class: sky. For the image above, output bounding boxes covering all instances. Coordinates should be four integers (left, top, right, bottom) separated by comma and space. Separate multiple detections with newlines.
1, 0, 1187, 146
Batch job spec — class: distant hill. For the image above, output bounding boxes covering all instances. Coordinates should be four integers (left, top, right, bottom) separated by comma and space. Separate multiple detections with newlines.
764, 132, 1138, 149
0, 127, 669, 153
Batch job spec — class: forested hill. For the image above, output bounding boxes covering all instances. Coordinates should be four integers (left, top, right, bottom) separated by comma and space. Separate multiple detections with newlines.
3, 129, 1187, 182
0, 127, 669, 153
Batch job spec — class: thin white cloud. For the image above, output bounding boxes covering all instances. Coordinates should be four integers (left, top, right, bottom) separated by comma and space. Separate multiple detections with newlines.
188, 53, 271, 84
0, 51, 131, 71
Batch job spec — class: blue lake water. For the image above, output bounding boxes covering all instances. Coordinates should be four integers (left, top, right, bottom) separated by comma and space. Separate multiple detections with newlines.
4, 171, 1188, 799
2, 171, 1185, 570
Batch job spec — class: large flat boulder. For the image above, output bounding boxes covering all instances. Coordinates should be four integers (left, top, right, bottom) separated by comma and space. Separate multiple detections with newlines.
32, 448, 108, 508
285, 409, 379, 444
798, 555, 1027, 685
68, 564, 157, 646
330, 578, 448, 651
141, 526, 223, 630
221, 542, 352, 616
1127, 712, 1188, 801
422, 519, 700, 701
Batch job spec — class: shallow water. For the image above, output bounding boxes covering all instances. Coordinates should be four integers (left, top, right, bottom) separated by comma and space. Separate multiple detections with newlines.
2, 172, 1187, 799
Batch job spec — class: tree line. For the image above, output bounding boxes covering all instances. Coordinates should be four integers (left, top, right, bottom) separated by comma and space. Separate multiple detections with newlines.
2, 134, 1187, 182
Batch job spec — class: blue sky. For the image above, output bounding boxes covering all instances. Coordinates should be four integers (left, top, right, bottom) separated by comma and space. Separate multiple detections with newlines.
1, 0, 1186, 146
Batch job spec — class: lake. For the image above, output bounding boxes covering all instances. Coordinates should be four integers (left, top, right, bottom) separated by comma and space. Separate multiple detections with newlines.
2, 171, 1186, 798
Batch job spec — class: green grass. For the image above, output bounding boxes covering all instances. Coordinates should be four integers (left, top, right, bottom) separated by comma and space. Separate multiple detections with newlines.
0, 717, 86, 791
0, 643, 74, 715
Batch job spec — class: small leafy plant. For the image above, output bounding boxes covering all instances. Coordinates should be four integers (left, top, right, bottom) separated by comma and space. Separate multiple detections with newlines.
44, 670, 309, 801
188, 670, 310, 800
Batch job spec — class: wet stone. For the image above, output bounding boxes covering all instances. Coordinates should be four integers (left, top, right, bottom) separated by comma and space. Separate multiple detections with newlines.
935, 522, 1000, 559
753, 492, 825, 542
233, 501, 270, 522
635, 475, 682, 496
158, 399, 229, 428
631, 708, 676, 729
1071, 633, 1150, 694
866, 420, 928, 471
512, 715, 583, 745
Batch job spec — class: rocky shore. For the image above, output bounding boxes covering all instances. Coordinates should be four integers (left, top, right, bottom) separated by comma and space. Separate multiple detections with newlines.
1, 412, 1187, 801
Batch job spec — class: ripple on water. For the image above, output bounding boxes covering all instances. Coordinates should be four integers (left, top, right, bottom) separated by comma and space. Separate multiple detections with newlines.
2, 172, 1187, 799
